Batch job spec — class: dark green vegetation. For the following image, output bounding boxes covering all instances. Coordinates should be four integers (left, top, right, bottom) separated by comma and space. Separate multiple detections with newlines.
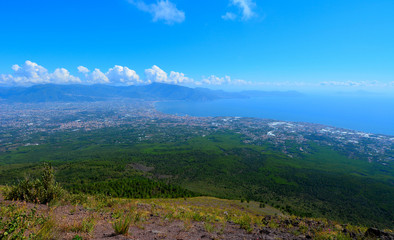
0, 127, 393, 229
69, 176, 198, 199
3, 163, 197, 204
3, 164, 64, 204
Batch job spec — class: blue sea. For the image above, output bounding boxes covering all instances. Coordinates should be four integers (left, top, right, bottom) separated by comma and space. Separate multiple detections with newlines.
156, 94, 394, 136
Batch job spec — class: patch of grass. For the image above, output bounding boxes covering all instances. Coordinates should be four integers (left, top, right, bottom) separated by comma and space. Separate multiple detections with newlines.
68, 193, 88, 205
81, 216, 96, 234
72, 235, 83, 240
62, 216, 96, 234
0, 192, 376, 239
112, 214, 132, 235
183, 219, 192, 231
192, 212, 203, 221
236, 214, 253, 233
35, 218, 59, 240
204, 222, 215, 233
0, 203, 48, 239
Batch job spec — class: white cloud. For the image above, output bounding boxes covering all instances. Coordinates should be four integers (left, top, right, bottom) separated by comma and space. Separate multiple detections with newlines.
90, 69, 110, 84
198, 75, 250, 86
143, 67, 249, 86
78, 66, 109, 84
77, 65, 141, 85
233, 0, 256, 20
223, 0, 256, 21
0, 62, 144, 86
0, 60, 80, 86
144, 65, 193, 84
129, 0, 185, 25
145, 65, 168, 83
201, 75, 231, 85
0, 61, 248, 87
51, 68, 81, 84
319, 81, 383, 87
5, 61, 392, 91
169, 71, 194, 84
222, 12, 237, 20
252, 80, 394, 89
11, 61, 50, 84
77, 66, 89, 74
106, 65, 141, 85
0, 74, 13, 85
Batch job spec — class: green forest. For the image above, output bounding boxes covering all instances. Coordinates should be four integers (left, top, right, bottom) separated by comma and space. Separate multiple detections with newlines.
0, 127, 393, 229
68, 176, 198, 199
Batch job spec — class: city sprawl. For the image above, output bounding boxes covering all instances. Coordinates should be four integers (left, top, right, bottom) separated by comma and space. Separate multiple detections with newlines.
1, 101, 392, 165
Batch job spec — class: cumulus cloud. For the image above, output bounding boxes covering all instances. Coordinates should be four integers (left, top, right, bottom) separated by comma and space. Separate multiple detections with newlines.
143, 67, 246, 86
201, 75, 231, 85
77, 66, 89, 74
0, 60, 80, 86
144, 65, 193, 84
106, 65, 142, 85
8, 61, 51, 85
1, 62, 155, 86
169, 71, 194, 84
129, 0, 185, 25
78, 66, 143, 85
223, 0, 256, 21
4, 61, 393, 91
90, 69, 110, 84
77, 66, 108, 84
51, 68, 81, 84
145, 65, 167, 83
0, 61, 253, 87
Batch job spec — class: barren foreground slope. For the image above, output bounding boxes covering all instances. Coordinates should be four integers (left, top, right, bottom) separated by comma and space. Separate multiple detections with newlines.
1, 193, 393, 240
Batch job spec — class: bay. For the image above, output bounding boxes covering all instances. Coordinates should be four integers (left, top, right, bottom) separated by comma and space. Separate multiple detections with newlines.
156, 95, 394, 136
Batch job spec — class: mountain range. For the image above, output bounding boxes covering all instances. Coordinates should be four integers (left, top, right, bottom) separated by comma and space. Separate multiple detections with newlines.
0, 83, 303, 102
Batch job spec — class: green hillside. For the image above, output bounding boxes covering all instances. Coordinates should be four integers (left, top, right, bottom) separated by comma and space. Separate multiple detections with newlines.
0, 128, 393, 229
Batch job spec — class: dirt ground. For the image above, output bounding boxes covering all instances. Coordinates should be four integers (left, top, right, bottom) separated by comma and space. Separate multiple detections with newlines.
0, 195, 306, 240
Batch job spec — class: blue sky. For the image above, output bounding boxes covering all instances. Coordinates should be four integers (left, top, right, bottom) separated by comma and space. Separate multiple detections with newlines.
0, 0, 393, 92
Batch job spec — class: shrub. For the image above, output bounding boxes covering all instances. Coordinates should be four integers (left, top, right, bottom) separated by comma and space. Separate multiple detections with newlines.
3, 163, 65, 204
112, 214, 132, 235
68, 193, 89, 205
237, 215, 253, 233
